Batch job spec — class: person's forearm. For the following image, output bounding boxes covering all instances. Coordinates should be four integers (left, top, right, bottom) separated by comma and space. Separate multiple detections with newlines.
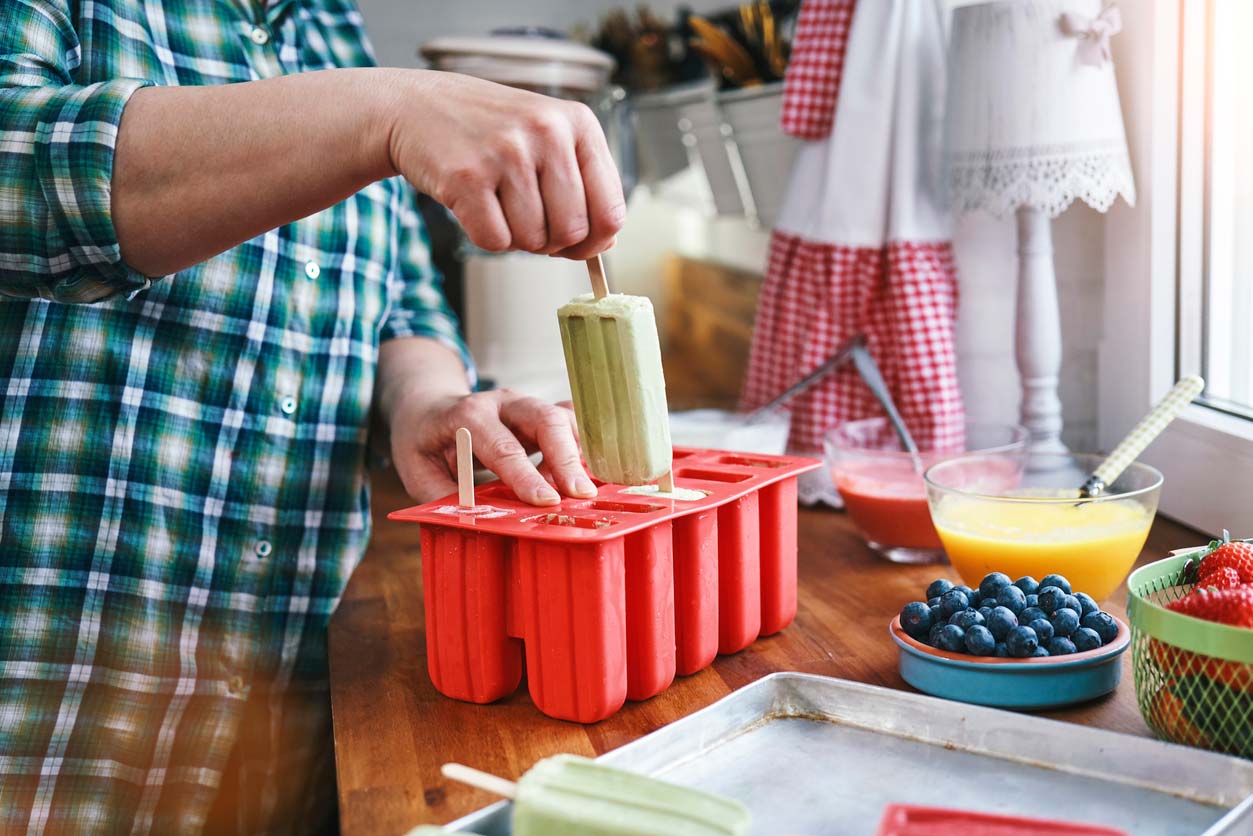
113, 68, 406, 276
376, 336, 472, 426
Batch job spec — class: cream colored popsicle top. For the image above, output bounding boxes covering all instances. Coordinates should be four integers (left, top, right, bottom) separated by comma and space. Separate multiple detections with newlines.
558, 293, 672, 486
513, 755, 751, 836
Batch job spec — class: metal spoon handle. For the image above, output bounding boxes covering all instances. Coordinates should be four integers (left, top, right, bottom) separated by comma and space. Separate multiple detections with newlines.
1080, 375, 1204, 497
850, 341, 920, 457
747, 335, 863, 420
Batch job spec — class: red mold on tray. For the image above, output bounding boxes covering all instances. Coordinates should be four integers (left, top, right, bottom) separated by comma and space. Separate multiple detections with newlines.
875, 805, 1129, 835
389, 447, 821, 723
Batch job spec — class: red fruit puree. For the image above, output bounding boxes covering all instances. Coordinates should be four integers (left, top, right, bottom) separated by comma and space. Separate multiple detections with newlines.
834, 462, 940, 550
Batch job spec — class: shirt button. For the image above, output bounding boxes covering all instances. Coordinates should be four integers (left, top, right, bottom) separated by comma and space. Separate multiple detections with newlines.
228, 675, 246, 694
304, 261, 320, 280
249, 26, 270, 45
280, 396, 296, 415
254, 539, 272, 558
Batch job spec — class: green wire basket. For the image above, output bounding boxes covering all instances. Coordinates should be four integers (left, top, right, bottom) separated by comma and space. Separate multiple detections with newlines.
1128, 552, 1253, 759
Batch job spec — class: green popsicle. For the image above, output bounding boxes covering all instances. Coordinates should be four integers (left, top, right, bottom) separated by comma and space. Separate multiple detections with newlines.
558, 293, 673, 486
512, 754, 750, 836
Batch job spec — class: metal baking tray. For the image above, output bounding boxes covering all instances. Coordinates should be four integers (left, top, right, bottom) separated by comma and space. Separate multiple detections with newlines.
446, 673, 1253, 835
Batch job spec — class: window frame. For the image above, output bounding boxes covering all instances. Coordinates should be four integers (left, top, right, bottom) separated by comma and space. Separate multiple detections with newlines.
1101, 0, 1253, 537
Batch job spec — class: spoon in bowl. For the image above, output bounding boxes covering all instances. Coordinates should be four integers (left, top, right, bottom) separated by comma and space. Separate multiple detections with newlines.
1078, 375, 1205, 498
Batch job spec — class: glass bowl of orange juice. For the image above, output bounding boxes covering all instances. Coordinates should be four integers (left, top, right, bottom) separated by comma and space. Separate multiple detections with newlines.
924, 453, 1163, 601
824, 420, 1028, 564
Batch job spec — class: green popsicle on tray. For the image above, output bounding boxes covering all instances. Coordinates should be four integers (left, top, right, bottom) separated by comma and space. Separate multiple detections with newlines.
442, 755, 750, 836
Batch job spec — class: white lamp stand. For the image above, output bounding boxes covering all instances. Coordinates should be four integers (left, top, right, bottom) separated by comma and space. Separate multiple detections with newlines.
1015, 207, 1067, 453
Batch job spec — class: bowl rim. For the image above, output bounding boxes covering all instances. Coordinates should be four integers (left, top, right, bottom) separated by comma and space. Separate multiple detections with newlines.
823, 419, 1030, 459
889, 614, 1131, 668
1127, 552, 1253, 663
923, 452, 1164, 505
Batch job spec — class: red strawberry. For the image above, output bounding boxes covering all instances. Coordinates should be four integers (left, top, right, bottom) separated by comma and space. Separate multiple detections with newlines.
1198, 540, 1253, 585
1200, 566, 1244, 591
1167, 587, 1253, 629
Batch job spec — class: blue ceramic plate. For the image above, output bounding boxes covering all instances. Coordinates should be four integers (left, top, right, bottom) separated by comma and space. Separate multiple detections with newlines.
889, 615, 1131, 709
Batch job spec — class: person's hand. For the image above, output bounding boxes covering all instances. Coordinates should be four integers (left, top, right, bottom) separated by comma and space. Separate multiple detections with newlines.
385, 70, 626, 260
388, 388, 597, 506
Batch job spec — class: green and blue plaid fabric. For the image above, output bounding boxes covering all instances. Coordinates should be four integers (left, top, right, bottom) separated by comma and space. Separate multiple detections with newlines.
0, 1, 470, 831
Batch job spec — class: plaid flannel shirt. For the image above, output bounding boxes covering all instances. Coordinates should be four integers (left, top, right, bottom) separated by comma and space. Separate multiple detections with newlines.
0, 1, 470, 832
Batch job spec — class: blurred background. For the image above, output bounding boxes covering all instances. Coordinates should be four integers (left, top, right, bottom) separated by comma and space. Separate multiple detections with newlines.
356, 0, 1120, 453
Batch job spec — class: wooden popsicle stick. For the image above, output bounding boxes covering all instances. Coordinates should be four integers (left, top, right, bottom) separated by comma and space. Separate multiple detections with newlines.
586, 254, 610, 299
456, 427, 474, 508
658, 471, 675, 493
441, 762, 518, 799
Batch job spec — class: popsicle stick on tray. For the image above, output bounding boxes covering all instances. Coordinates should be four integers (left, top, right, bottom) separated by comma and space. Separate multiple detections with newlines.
444, 673, 1253, 836
388, 448, 821, 723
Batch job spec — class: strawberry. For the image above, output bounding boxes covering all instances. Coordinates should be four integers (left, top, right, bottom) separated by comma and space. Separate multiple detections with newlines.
1198, 565, 1243, 591
1197, 539, 1253, 585
1167, 586, 1253, 629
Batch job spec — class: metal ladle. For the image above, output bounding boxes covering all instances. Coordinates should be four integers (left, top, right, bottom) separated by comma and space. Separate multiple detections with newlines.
746, 334, 921, 468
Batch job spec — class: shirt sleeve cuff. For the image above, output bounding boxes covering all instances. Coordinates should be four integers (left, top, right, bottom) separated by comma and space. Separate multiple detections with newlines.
32, 78, 157, 303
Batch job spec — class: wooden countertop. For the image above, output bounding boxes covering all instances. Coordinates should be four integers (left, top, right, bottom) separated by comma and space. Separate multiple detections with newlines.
328, 468, 1204, 834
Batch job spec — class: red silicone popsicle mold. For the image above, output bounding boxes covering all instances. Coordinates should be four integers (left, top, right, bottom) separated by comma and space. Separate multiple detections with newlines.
388, 447, 821, 723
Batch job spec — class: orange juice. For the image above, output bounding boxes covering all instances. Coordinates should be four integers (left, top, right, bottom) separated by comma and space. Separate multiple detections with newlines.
930, 494, 1153, 600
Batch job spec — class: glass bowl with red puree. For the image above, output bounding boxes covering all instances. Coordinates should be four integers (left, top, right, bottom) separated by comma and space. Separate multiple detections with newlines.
823, 420, 1028, 564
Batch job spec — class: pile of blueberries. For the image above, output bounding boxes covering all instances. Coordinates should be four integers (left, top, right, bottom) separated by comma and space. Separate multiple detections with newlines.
898, 573, 1121, 658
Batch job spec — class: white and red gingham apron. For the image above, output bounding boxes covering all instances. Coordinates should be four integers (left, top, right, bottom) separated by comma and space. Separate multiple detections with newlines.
742, 0, 965, 479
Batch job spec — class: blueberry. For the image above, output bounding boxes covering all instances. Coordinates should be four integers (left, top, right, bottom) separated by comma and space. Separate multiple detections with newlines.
926, 579, 954, 600
1040, 574, 1072, 594
1032, 646, 1051, 657
1014, 576, 1040, 596
1050, 607, 1080, 637
1024, 594, 1039, 609
996, 585, 1028, 614
1026, 617, 1054, 642
978, 597, 1001, 610
928, 596, 941, 608
1081, 611, 1119, 644
952, 585, 977, 602
1074, 592, 1100, 617
1019, 606, 1047, 625
1047, 636, 1077, 656
939, 589, 971, 618
900, 602, 933, 638
978, 572, 1013, 601
977, 606, 993, 620
927, 622, 946, 647
1062, 594, 1082, 614
1006, 625, 1039, 658
1038, 586, 1067, 614
938, 624, 967, 653
949, 609, 986, 631
929, 605, 944, 627
995, 642, 1010, 657
1072, 627, 1102, 652
986, 606, 1019, 641
964, 625, 997, 656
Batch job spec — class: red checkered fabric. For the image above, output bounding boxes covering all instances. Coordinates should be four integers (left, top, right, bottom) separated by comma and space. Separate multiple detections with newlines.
780, 0, 856, 139
741, 232, 965, 453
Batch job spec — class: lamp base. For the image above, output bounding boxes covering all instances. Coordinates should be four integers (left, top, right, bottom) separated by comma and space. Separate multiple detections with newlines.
1015, 206, 1069, 454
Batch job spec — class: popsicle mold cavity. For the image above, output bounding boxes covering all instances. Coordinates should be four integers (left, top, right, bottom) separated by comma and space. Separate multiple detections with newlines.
513, 755, 751, 836
621, 485, 709, 502
558, 293, 672, 485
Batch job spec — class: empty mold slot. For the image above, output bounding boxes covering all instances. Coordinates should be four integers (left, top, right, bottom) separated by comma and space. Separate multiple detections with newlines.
588, 501, 665, 513
476, 484, 519, 501
522, 513, 617, 530
718, 455, 789, 469
674, 468, 753, 483
671, 450, 697, 460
